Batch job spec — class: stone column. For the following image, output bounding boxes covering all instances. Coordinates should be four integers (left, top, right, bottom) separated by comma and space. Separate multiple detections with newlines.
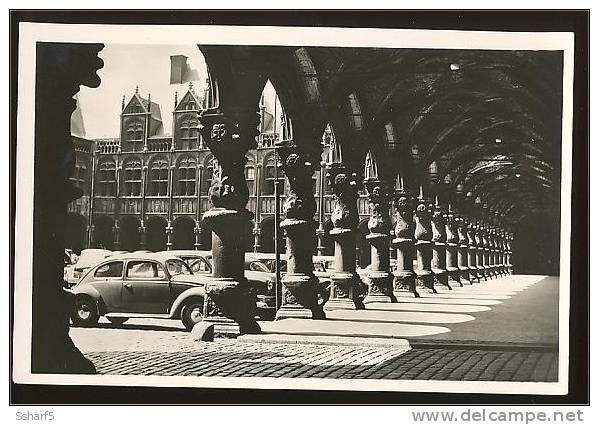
197, 107, 261, 336
475, 222, 486, 281
392, 191, 419, 297
482, 225, 491, 279
276, 147, 325, 320
431, 198, 450, 290
445, 204, 461, 287
362, 152, 395, 303
456, 216, 472, 285
507, 233, 514, 274
414, 194, 435, 293
491, 228, 499, 277
466, 219, 480, 283
323, 162, 363, 311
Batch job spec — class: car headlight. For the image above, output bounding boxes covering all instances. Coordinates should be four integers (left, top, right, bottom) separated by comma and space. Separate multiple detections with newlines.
267, 280, 275, 292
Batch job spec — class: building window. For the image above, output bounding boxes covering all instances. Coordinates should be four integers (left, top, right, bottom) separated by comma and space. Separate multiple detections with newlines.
127, 122, 144, 141
178, 119, 199, 150
177, 157, 197, 196
70, 163, 88, 194
245, 163, 255, 195
123, 159, 142, 196
97, 161, 116, 196
149, 159, 169, 196
263, 157, 285, 195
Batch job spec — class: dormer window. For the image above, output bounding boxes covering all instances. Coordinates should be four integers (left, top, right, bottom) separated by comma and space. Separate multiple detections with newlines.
188, 101, 195, 110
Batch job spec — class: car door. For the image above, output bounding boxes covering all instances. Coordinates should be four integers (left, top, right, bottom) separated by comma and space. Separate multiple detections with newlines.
121, 260, 171, 314
89, 260, 125, 312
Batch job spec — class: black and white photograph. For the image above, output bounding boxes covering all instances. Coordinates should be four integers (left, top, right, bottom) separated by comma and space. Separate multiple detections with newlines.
9, 11, 588, 407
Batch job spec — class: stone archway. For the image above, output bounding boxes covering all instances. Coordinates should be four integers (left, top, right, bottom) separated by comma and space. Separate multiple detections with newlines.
65, 213, 86, 254
173, 216, 196, 250
146, 216, 167, 252
120, 216, 141, 252
93, 215, 114, 250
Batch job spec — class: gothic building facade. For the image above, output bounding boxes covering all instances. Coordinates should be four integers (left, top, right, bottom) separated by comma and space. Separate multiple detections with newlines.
67, 84, 375, 260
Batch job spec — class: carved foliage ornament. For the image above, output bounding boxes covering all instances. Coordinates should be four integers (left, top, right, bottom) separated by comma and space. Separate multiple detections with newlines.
365, 182, 391, 235
198, 111, 259, 211
393, 195, 415, 240
279, 151, 317, 221
327, 165, 360, 230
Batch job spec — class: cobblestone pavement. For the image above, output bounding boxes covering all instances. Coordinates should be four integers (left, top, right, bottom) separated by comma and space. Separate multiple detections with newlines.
73, 326, 558, 382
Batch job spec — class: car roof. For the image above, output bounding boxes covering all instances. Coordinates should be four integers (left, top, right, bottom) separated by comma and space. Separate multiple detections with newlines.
103, 252, 183, 263
161, 250, 212, 257
245, 253, 288, 260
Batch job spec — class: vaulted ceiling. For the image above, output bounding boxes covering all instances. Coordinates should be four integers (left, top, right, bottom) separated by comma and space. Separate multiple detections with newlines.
198, 45, 563, 224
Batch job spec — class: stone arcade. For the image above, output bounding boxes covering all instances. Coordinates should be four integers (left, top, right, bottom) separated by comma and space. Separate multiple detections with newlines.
34, 43, 561, 372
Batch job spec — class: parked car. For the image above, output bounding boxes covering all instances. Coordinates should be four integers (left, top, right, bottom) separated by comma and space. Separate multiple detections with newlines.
64, 248, 114, 288
245, 253, 332, 310
163, 250, 274, 320
68, 252, 211, 330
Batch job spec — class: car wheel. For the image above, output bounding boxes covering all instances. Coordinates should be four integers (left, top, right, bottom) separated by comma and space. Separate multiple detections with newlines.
181, 298, 204, 331
107, 317, 128, 325
72, 296, 99, 327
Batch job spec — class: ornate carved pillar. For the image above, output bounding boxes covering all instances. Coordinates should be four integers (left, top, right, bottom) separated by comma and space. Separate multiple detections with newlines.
362, 151, 395, 303
197, 107, 261, 336
431, 198, 450, 290
445, 204, 461, 287
138, 164, 148, 250
482, 224, 491, 279
276, 145, 325, 320
32, 42, 103, 373
507, 233, 514, 274
392, 188, 419, 298
466, 219, 480, 283
456, 216, 472, 285
414, 193, 435, 293
323, 155, 363, 311
492, 229, 499, 276
475, 222, 487, 281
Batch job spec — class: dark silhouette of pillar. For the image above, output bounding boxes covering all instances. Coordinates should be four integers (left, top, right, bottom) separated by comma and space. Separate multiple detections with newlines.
32, 42, 104, 373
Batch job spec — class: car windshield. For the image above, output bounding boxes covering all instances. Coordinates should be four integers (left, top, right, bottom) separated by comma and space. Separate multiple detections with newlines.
166, 259, 192, 276
263, 259, 287, 273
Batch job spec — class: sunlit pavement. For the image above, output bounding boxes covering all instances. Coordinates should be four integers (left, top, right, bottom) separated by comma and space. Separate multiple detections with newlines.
71, 274, 559, 381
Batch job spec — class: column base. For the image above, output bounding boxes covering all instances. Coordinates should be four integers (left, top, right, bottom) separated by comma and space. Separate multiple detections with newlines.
276, 273, 325, 320
363, 271, 395, 304
393, 272, 420, 298
477, 266, 486, 281
432, 269, 451, 290
201, 316, 243, 338
415, 272, 436, 294
446, 268, 462, 287
459, 267, 472, 285
324, 272, 363, 311
468, 267, 480, 283
203, 277, 261, 337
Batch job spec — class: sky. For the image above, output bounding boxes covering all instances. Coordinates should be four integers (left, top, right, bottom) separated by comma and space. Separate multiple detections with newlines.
77, 44, 280, 139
